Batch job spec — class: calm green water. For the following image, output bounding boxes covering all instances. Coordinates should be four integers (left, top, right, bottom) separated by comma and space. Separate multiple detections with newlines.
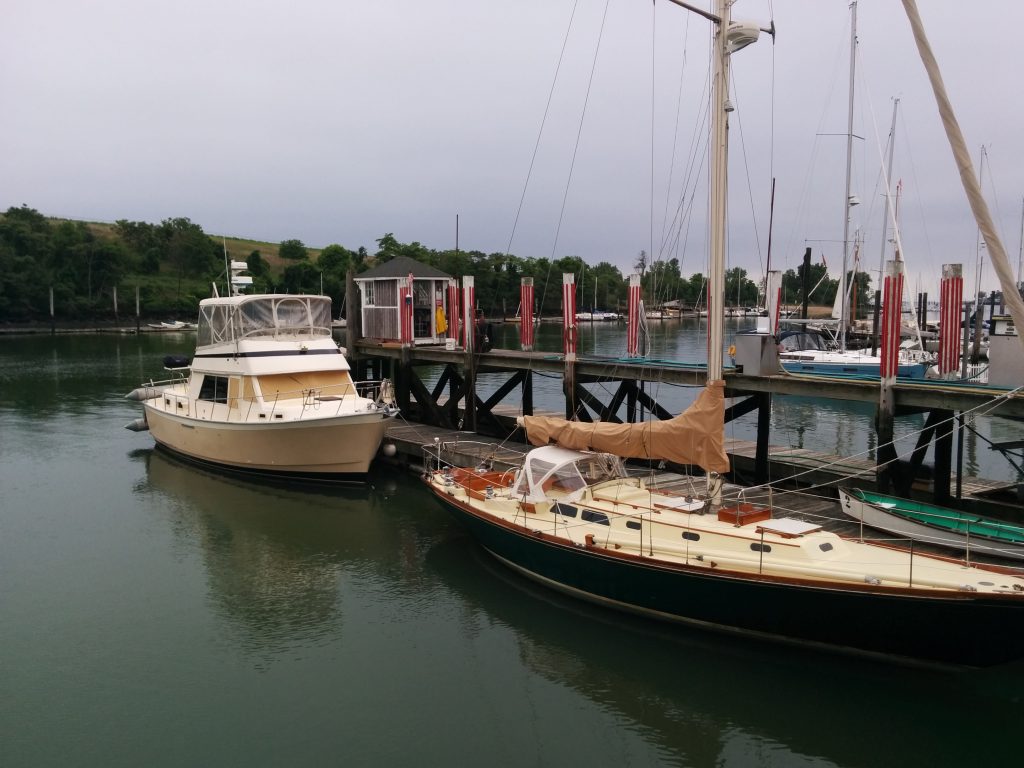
2, 331, 1022, 768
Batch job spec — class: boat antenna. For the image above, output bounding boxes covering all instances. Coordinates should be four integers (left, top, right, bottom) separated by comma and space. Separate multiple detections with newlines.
838, 0, 858, 353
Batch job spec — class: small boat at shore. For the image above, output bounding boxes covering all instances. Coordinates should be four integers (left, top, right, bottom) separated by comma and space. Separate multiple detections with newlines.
839, 488, 1024, 561
126, 283, 397, 477
147, 320, 197, 331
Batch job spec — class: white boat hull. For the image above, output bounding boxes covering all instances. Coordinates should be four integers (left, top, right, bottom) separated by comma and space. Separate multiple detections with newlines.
145, 405, 389, 475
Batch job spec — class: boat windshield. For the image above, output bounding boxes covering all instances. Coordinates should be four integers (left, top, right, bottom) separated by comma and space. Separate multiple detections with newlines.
514, 447, 626, 502
197, 296, 333, 345
779, 331, 828, 352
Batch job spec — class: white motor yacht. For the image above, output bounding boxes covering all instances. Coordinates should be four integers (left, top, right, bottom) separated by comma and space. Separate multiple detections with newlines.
127, 291, 397, 477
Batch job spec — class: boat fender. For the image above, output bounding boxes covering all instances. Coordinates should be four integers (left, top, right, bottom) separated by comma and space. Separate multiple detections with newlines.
125, 386, 161, 402
125, 417, 149, 432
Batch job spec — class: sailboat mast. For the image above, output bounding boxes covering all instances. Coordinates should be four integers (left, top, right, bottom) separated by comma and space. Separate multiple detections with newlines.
839, 0, 858, 353
707, 0, 731, 381
877, 99, 899, 282
1018, 195, 1024, 288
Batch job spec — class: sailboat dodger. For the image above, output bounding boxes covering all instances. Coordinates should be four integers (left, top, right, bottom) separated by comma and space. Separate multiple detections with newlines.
517, 381, 730, 474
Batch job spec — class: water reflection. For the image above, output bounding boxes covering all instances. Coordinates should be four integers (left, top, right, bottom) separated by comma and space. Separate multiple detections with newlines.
0, 333, 196, 414
427, 533, 1023, 766
132, 448, 437, 666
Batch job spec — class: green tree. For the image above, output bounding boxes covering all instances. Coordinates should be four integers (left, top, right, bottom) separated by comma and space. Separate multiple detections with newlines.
374, 233, 435, 266
318, 244, 353, 274
782, 260, 837, 308
590, 261, 625, 310
0, 206, 51, 317
685, 273, 707, 307
157, 217, 218, 304
281, 261, 321, 294
279, 239, 308, 261
317, 244, 357, 310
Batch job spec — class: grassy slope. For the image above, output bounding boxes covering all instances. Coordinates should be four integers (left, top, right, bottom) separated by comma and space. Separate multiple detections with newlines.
70, 219, 321, 275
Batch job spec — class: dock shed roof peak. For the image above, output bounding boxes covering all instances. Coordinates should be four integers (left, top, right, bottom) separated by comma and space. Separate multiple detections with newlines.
356, 256, 451, 281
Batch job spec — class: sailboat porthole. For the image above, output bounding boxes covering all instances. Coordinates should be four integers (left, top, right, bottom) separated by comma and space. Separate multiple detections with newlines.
819, 543, 834, 552
626, 520, 642, 531
682, 531, 700, 542
750, 543, 772, 553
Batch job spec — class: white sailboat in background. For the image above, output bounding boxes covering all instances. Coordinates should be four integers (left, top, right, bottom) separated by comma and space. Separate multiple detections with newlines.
779, 2, 930, 380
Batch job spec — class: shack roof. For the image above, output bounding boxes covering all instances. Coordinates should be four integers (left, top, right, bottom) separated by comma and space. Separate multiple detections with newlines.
355, 256, 451, 281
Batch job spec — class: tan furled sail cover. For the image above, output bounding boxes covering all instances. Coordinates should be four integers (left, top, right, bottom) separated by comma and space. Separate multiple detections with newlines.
519, 380, 730, 474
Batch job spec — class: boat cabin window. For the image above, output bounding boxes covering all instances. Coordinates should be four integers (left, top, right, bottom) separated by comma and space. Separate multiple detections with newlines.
682, 531, 700, 541
819, 542, 834, 552
198, 375, 229, 404
750, 543, 772, 553
626, 520, 642, 531
581, 509, 610, 526
553, 503, 578, 518
257, 371, 355, 402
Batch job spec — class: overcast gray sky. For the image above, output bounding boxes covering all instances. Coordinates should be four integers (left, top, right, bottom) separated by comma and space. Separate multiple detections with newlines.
3, 1, 1023, 297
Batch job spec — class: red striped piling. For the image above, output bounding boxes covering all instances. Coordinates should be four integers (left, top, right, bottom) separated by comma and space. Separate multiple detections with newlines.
938, 264, 963, 378
461, 276, 475, 354
447, 279, 460, 344
399, 273, 414, 345
627, 274, 641, 356
520, 278, 534, 351
879, 260, 904, 380
766, 270, 782, 335
562, 273, 577, 360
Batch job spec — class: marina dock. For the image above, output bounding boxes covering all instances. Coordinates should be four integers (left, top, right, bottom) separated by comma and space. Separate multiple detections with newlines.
357, 340, 1023, 516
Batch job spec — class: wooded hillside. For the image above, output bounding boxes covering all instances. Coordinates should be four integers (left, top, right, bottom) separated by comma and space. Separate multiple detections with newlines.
0, 205, 848, 323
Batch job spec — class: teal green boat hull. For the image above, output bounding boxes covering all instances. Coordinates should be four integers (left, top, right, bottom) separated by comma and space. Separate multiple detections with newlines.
840, 488, 1024, 561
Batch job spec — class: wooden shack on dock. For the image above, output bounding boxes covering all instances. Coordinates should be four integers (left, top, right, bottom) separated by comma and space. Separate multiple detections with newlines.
354, 256, 453, 345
